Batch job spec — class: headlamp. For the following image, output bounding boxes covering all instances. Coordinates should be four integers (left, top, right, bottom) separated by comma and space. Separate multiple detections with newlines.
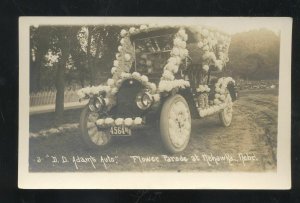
136, 91, 153, 110
89, 96, 105, 112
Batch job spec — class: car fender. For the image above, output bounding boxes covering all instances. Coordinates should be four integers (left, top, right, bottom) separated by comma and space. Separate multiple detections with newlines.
227, 81, 238, 101
178, 88, 200, 119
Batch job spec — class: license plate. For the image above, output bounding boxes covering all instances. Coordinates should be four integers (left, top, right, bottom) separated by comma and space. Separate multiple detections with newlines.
110, 126, 131, 136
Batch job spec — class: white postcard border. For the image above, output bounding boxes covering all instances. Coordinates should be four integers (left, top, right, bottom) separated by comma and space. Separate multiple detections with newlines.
18, 17, 292, 189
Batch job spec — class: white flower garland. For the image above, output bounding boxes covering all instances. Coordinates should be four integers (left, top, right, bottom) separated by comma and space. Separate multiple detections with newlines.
197, 77, 234, 117
77, 85, 111, 99
116, 72, 157, 93
195, 27, 231, 72
214, 77, 235, 105
111, 32, 135, 80
198, 103, 227, 117
196, 84, 210, 93
77, 71, 159, 105
96, 117, 143, 127
158, 79, 190, 92
161, 28, 189, 81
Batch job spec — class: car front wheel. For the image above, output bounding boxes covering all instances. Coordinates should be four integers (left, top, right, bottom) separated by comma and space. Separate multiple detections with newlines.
160, 94, 191, 153
80, 106, 112, 149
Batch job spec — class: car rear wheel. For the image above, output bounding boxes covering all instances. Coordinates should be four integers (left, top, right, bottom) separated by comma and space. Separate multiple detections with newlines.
219, 89, 233, 127
160, 94, 191, 153
80, 106, 112, 148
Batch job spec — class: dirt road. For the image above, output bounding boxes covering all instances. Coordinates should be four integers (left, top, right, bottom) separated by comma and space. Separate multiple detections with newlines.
29, 89, 278, 172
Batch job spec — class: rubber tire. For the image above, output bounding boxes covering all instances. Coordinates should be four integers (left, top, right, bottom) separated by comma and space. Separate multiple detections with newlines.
219, 89, 233, 127
80, 105, 111, 149
160, 94, 191, 153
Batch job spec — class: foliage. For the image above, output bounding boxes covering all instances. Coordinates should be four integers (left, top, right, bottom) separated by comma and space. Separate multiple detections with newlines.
226, 29, 280, 80
30, 25, 122, 92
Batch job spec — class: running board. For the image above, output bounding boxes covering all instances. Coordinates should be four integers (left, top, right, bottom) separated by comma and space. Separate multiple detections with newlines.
198, 103, 227, 118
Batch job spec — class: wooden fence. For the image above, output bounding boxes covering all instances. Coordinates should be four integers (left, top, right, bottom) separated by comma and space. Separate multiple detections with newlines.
30, 89, 88, 115
30, 89, 80, 106
30, 73, 110, 106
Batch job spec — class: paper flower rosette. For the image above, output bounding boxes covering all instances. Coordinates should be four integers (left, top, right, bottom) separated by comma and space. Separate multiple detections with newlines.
194, 27, 230, 72
158, 79, 190, 92
196, 85, 210, 109
157, 29, 191, 93
196, 85, 210, 93
214, 77, 235, 101
161, 29, 189, 81
198, 77, 235, 118
96, 117, 143, 127
77, 85, 111, 99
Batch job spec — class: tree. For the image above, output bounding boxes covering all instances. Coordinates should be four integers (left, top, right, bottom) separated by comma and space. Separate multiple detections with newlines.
53, 27, 80, 125
76, 25, 122, 85
226, 29, 280, 80
30, 25, 123, 124
30, 26, 53, 92
86, 26, 94, 85
97, 26, 122, 74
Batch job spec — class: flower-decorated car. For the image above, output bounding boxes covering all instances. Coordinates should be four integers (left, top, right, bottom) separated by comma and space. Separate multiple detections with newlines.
77, 24, 238, 153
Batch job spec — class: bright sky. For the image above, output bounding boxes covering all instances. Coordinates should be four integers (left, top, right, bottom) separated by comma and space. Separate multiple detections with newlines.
124, 17, 285, 35
198, 18, 282, 35
31, 17, 287, 35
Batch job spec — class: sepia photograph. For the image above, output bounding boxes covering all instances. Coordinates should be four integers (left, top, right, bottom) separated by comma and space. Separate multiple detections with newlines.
18, 17, 291, 189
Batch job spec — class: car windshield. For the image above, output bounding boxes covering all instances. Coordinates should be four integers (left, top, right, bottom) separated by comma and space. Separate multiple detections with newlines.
132, 34, 174, 80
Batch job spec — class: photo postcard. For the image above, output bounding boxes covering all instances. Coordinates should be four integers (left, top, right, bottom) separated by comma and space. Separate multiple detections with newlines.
18, 17, 292, 189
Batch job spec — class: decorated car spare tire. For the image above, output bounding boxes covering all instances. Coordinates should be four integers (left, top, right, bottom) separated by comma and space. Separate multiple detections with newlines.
160, 94, 191, 153
80, 106, 112, 148
219, 89, 233, 127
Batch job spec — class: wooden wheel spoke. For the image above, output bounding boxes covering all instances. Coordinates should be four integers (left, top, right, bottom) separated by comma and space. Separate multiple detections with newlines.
95, 132, 104, 145
87, 122, 96, 129
88, 127, 98, 137
81, 106, 111, 148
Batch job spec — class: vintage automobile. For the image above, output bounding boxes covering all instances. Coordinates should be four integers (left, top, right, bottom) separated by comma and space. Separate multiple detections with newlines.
77, 25, 237, 153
